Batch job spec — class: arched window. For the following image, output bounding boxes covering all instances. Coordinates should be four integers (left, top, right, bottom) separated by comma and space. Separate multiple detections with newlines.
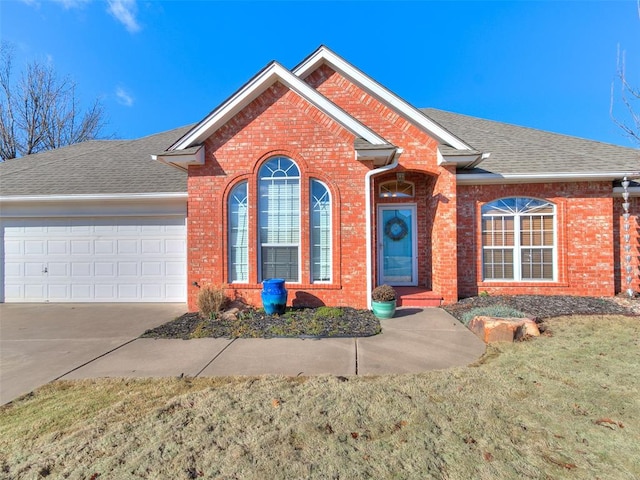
379, 180, 415, 198
311, 179, 331, 282
481, 197, 555, 281
228, 181, 248, 282
258, 157, 300, 282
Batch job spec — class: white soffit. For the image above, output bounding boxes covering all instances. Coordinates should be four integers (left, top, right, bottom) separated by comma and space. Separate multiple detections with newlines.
293, 46, 473, 151
169, 62, 389, 151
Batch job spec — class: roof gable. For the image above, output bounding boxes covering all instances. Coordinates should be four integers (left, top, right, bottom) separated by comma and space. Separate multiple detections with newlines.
168, 61, 393, 154
293, 46, 473, 151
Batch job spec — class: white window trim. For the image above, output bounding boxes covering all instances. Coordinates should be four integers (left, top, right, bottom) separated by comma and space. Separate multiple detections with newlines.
258, 157, 302, 283
310, 179, 332, 284
481, 198, 557, 282
228, 181, 249, 283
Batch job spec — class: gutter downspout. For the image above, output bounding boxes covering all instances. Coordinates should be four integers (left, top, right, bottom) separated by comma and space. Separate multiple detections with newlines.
365, 148, 403, 309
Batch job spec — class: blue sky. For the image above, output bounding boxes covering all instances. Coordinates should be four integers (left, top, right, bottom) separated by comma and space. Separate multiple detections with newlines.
2, 0, 639, 147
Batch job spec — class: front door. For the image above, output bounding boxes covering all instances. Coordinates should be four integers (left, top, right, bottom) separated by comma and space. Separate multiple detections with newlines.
378, 205, 417, 286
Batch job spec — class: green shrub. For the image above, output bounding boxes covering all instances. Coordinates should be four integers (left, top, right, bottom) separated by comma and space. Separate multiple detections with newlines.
461, 305, 526, 326
196, 285, 229, 319
314, 306, 343, 320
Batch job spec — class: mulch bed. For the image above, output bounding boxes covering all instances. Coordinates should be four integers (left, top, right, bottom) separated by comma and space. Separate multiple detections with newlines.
141, 307, 381, 340
142, 294, 639, 340
443, 294, 640, 323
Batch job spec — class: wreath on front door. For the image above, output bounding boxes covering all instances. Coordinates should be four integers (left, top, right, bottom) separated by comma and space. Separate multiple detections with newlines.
384, 216, 408, 241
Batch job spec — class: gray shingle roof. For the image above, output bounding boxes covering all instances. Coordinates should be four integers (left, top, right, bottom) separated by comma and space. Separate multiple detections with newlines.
2, 108, 637, 198
0, 126, 192, 196
422, 108, 640, 176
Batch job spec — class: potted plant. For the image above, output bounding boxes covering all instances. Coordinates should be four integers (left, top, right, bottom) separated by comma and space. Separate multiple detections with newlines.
371, 284, 397, 319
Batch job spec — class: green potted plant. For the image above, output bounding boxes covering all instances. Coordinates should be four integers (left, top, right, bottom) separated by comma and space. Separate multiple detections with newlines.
371, 284, 397, 319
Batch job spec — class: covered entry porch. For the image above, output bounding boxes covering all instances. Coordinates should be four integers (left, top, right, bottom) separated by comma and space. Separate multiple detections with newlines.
371, 169, 457, 306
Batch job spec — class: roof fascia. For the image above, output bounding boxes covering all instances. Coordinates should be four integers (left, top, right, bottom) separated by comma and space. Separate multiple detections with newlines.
437, 149, 490, 169
0, 193, 187, 203
293, 46, 472, 151
457, 171, 640, 185
169, 62, 389, 151
152, 146, 205, 171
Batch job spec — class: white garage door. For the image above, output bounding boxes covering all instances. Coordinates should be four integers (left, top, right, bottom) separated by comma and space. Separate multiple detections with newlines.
3, 216, 186, 302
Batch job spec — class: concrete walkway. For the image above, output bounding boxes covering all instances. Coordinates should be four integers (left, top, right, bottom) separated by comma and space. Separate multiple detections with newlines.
1, 304, 485, 405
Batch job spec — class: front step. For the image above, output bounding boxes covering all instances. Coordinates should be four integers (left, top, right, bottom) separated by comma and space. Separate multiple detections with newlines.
394, 287, 443, 307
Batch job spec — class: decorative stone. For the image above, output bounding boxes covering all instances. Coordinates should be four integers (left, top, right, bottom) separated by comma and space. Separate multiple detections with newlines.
468, 316, 540, 343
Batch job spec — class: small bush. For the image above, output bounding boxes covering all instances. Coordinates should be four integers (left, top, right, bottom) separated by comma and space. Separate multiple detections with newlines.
197, 285, 229, 319
372, 285, 396, 302
461, 305, 526, 326
314, 307, 343, 320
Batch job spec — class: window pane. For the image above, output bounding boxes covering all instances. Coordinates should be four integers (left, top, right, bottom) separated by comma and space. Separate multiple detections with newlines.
379, 180, 415, 198
482, 197, 555, 282
311, 180, 331, 282
228, 182, 248, 282
521, 248, 553, 280
483, 249, 514, 279
482, 216, 514, 247
259, 157, 300, 282
262, 247, 298, 281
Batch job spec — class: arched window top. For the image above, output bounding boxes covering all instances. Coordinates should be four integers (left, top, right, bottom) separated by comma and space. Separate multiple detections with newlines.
229, 180, 247, 203
259, 156, 299, 179
379, 180, 414, 198
482, 197, 554, 215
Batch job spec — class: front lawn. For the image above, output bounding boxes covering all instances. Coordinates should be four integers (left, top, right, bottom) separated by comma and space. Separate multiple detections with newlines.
1, 314, 639, 478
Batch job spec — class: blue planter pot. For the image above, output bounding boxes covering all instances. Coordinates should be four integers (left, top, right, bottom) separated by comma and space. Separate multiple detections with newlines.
261, 278, 288, 315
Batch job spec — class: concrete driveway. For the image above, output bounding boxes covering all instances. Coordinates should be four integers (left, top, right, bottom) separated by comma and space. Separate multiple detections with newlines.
1, 304, 486, 406
0, 303, 186, 405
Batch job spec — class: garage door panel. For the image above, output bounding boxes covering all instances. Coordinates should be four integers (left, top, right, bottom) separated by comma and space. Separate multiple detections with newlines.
165, 239, 185, 254
118, 262, 138, 276
166, 261, 185, 276
118, 284, 138, 298
95, 285, 116, 300
94, 240, 115, 255
25, 241, 45, 255
71, 262, 92, 276
24, 284, 45, 299
141, 239, 162, 254
71, 284, 92, 299
94, 262, 116, 276
142, 284, 162, 298
24, 263, 45, 277
48, 284, 70, 300
3, 216, 186, 302
141, 262, 162, 276
117, 239, 138, 254
5, 240, 22, 255
71, 240, 92, 254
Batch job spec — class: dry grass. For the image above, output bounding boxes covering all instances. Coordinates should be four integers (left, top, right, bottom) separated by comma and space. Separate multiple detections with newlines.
1, 315, 639, 479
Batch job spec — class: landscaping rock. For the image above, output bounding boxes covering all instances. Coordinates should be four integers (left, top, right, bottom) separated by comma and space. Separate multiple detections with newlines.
469, 316, 540, 343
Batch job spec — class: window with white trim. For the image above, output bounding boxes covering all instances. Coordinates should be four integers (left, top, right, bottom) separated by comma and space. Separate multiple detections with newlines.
259, 157, 300, 281
311, 179, 332, 282
228, 181, 248, 282
481, 197, 555, 281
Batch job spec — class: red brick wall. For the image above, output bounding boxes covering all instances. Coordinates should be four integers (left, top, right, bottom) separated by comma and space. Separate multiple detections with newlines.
457, 181, 617, 298
305, 65, 457, 302
187, 83, 371, 310
187, 66, 455, 311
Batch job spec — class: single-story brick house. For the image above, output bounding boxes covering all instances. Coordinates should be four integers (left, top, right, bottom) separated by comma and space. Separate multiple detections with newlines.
1, 46, 638, 310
